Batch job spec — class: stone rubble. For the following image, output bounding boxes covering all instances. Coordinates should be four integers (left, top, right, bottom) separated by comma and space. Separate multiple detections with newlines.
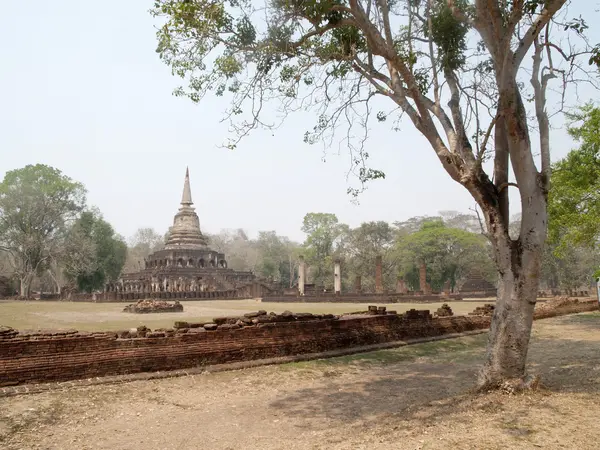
435, 303, 454, 317
122, 299, 184, 314
469, 304, 495, 316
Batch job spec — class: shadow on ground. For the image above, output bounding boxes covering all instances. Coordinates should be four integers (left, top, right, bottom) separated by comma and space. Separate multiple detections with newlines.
269, 313, 600, 426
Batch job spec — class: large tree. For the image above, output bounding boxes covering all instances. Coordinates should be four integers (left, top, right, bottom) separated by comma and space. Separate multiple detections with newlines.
0, 164, 86, 297
546, 104, 600, 286
152, 1, 597, 387
124, 227, 165, 273
255, 231, 301, 286
548, 104, 600, 253
342, 220, 397, 291
301, 212, 346, 288
206, 228, 261, 272
396, 219, 494, 291
64, 211, 127, 292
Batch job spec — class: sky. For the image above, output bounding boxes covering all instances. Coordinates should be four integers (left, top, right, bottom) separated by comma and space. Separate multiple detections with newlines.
1, 1, 598, 244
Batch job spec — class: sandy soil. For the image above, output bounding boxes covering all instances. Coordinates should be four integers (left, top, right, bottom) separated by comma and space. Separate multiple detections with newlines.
0, 299, 492, 331
1, 311, 599, 450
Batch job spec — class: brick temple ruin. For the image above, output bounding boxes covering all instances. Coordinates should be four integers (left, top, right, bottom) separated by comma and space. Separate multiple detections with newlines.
96, 168, 272, 302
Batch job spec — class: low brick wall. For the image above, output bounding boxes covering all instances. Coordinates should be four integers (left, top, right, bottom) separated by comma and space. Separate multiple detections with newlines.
0, 300, 596, 387
533, 300, 598, 320
0, 314, 488, 387
67, 290, 249, 302
263, 293, 465, 303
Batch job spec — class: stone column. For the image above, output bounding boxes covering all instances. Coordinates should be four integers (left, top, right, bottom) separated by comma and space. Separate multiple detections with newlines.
419, 262, 431, 294
354, 275, 362, 293
334, 259, 341, 294
298, 255, 306, 296
375, 255, 383, 294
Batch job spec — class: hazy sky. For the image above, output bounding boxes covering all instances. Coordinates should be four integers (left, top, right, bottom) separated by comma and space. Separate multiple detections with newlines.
1, 1, 598, 243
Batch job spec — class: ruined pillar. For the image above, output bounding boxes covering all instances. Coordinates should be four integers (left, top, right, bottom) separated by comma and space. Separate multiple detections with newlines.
298, 255, 306, 296
375, 255, 383, 294
396, 277, 407, 294
354, 275, 362, 293
334, 259, 341, 294
419, 262, 431, 294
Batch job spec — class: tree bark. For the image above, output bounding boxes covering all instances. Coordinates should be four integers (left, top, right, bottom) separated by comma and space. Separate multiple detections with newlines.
47, 268, 62, 295
19, 273, 33, 298
478, 193, 547, 388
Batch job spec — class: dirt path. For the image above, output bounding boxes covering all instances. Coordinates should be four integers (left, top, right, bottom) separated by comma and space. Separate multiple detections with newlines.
1, 312, 599, 450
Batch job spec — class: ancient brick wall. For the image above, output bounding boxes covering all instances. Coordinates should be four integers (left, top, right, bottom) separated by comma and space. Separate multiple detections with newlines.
0, 300, 596, 387
262, 293, 465, 303
66, 289, 249, 303
0, 314, 489, 387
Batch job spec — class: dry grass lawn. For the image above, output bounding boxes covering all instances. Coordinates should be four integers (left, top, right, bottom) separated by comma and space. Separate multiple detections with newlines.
1, 311, 599, 450
0, 299, 492, 331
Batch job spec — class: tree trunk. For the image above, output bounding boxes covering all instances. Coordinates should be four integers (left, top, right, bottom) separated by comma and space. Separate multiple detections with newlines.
19, 273, 33, 298
478, 211, 546, 388
47, 269, 62, 295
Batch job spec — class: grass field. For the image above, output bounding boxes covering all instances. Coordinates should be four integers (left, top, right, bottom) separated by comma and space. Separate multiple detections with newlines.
1, 312, 599, 449
0, 299, 493, 331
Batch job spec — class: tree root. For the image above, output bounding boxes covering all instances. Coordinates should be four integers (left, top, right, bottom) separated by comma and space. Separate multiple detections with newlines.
476, 374, 543, 395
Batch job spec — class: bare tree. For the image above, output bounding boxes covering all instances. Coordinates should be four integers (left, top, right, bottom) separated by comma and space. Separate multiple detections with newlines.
124, 227, 165, 273
152, 1, 598, 389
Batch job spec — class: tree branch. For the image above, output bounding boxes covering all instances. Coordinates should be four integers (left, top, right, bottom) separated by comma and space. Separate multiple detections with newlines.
514, 0, 568, 69
531, 33, 553, 192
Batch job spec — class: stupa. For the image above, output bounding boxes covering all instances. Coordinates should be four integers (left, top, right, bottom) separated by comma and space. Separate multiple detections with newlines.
112, 168, 256, 295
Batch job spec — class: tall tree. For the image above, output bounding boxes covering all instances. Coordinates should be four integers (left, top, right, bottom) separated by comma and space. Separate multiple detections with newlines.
64, 211, 127, 292
301, 213, 345, 288
206, 228, 260, 272
541, 242, 600, 292
439, 210, 483, 234
153, 1, 598, 388
124, 227, 165, 273
548, 104, 600, 253
396, 220, 494, 291
343, 221, 397, 291
255, 231, 301, 286
0, 164, 86, 297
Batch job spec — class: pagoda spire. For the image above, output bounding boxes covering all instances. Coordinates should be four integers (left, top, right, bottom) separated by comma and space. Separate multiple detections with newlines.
180, 167, 193, 206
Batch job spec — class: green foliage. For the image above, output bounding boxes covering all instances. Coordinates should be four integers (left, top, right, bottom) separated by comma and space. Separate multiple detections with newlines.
427, 0, 470, 71
541, 241, 600, 291
204, 228, 301, 286
396, 220, 493, 291
255, 231, 298, 287
301, 213, 346, 288
0, 164, 86, 295
65, 211, 127, 292
340, 221, 397, 292
548, 104, 600, 252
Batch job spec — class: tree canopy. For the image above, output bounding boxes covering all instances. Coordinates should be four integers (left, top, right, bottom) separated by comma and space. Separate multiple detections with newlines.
0, 164, 86, 297
396, 219, 494, 291
549, 104, 600, 254
152, 0, 600, 386
64, 211, 127, 292
124, 227, 165, 273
